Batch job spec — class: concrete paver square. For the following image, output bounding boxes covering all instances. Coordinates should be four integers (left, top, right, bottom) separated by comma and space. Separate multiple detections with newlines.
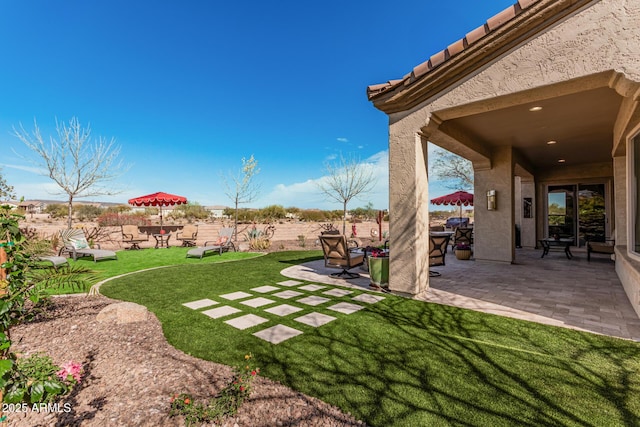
219, 291, 252, 300
299, 284, 326, 292
277, 280, 303, 287
352, 294, 385, 304
327, 302, 364, 314
225, 314, 269, 330
294, 312, 336, 327
241, 297, 275, 308
323, 289, 353, 297
251, 285, 280, 293
297, 296, 331, 306
182, 299, 218, 310
202, 306, 241, 319
273, 290, 303, 299
265, 304, 303, 316
253, 324, 302, 344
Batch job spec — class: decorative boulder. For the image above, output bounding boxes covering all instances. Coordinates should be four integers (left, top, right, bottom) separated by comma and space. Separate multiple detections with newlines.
96, 302, 149, 324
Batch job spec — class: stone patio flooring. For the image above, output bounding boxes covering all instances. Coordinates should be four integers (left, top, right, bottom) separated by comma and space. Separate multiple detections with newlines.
280, 247, 640, 341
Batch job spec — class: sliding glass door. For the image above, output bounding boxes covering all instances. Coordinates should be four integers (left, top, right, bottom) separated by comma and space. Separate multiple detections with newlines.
547, 183, 607, 247
578, 184, 606, 245
548, 185, 575, 241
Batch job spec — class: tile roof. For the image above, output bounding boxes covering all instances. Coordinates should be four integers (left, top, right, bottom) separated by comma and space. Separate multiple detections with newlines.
367, 0, 540, 100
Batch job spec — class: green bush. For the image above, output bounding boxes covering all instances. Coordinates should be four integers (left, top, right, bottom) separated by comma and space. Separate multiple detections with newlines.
75, 204, 104, 221
44, 204, 67, 219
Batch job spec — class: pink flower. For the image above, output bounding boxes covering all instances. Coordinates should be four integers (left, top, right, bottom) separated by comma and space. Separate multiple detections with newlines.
56, 361, 83, 383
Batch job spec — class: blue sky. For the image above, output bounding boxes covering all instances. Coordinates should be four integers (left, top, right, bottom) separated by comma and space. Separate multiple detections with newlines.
0, 0, 515, 211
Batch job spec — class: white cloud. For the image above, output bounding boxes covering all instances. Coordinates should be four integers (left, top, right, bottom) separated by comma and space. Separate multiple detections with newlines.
2, 163, 46, 175
336, 137, 349, 143
257, 150, 389, 210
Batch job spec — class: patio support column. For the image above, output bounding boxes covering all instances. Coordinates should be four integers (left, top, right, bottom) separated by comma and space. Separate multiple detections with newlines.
613, 155, 626, 245
387, 124, 430, 297
473, 146, 515, 263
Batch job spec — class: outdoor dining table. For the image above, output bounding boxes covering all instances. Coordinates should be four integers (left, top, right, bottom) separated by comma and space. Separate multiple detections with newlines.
539, 237, 573, 259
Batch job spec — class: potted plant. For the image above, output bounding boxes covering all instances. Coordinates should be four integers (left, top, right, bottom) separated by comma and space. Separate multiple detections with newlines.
367, 248, 389, 287
454, 242, 473, 260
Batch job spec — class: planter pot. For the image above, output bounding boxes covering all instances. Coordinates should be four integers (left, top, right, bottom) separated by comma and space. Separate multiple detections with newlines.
368, 257, 389, 286
455, 249, 472, 260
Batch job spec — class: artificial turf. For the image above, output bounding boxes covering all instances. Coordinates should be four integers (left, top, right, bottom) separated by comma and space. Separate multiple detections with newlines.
100, 251, 640, 427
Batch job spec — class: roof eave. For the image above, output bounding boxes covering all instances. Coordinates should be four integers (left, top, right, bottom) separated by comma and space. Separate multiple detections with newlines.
369, 0, 595, 115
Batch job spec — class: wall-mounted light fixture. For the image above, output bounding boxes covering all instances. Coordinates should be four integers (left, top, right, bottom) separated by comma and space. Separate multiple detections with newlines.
487, 190, 496, 211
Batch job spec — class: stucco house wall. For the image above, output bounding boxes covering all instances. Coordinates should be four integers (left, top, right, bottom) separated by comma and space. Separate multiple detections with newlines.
379, 0, 640, 315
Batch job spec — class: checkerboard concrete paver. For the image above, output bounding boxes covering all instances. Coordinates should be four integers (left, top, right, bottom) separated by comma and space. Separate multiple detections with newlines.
251, 285, 280, 293
323, 289, 353, 297
253, 324, 303, 344
352, 294, 385, 304
241, 297, 275, 308
276, 280, 303, 287
219, 291, 253, 301
327, 302, 364, 314
202, 306, 241, 319
272, 290, 303, 299
225, 314, 269, 330
297, 295, 331, 306
299, 284, 326, 292
182, 299, 218, 310
295, 312, 336, 327
265, 304, 304, 316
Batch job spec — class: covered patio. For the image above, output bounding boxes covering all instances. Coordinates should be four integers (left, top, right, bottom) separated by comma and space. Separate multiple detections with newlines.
367, 0, 640, 319
282, 248, 640, 341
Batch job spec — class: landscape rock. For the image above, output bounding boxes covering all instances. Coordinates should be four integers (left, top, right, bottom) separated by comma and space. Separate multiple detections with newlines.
96, 301, 149, 324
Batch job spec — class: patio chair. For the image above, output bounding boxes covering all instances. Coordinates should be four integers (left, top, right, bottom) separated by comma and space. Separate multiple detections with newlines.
587, 239, 615, 262
186, 227, 236, 259
318, 234, 364, 279
429, 234, 450, 277
121, 225, 148, 250
453, 227, 473, 247
58, 229, 117, 262
176, 224, 198, 247
37, 255, 69, 270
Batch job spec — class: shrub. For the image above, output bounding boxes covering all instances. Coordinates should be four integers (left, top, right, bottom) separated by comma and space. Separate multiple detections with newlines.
44, 204, 67, 219
170, 354, 259, 426
249, 237, 271, 251
75, 204, 104, 221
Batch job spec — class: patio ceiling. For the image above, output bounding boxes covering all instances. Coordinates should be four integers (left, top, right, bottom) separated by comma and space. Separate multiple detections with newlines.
432, 85, 623, 171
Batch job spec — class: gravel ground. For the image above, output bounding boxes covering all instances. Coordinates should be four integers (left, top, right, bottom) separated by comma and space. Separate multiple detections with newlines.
7, 296, 366, 427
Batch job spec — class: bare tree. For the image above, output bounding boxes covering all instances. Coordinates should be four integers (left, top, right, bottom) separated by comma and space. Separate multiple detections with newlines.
223, 155, 260, 241
12, 117, 127, 228
317, 155, 377, 235
0, 168, 15, 200
429, 144, 473, 191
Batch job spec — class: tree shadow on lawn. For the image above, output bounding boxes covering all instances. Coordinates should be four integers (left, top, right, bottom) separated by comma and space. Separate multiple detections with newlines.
257, 298, 640, 427
100, 251, 640, 427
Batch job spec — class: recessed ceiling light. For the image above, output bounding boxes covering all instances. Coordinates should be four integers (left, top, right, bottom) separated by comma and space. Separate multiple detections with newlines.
558, 159, 566, 163
529, 106, 543, 112
547, 140, 557, 145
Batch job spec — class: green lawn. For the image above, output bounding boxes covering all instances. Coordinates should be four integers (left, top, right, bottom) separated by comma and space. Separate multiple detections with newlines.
49, 246, 263, 294
100, 251, 640, 426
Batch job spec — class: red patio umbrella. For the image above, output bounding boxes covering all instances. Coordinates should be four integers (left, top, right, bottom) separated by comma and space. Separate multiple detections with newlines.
128, 192, 187, 231
430, 190, 474, 222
